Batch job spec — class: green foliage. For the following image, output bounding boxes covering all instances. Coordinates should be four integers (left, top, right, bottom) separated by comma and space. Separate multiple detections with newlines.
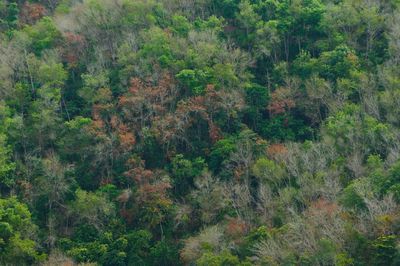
209, 136, 237, 172
211, 63, 239, 89
261, 114, 312, 141
370, 160, 400, 202
23, 17, 61, 54
37, 61, 68, 88
176, 69, 211, 95
322, 0, 388, 65
243, 83, 269, 130
148, 240, 181, 266
79, 72, 110, 104
0, 134, 15, 188
292, 50, 318, 78
125, 230, 152, 265
65, 227, 180, 266
240, 226, 269, 257
371, 235, 399, 266
194, 15, 225, 32
252, 157, 285, 187
335, 253, 354, 266
0, 197, 44, 265
197, 250, 246, 266
340, 183, 366, 211
171, 15, 191, 36
69, 189, 115, 228
313, 238, 337, 265
171, 154, 206, 195
139, 26, 173, 68
318, 45, 359, 82
325, 104, 391, 155
0, 1, 18, 35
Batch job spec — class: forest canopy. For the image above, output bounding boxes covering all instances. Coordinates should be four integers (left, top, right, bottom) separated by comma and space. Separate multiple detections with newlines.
0, 0, 400, 265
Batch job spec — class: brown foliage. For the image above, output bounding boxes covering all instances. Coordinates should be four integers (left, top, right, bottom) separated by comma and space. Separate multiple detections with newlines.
119, 76, 243, 152
308, 198, 339, 218
209, 122, 222, 143
118, 124, 136, 149
123, 158, 173, 227
20, 3, 47, 25
267, 143, 288, 159
267, 87, 295, 115
120, 73, 177, 121
124, 157, 153, 185
152, 85, 232, 147
124, 158, 172, 200
62, 32, 86, 68
120, 208, 134, 225
225, 217, 248, 239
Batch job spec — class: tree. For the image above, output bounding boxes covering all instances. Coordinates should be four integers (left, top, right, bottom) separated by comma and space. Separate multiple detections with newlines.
148, 240, 181, 266
33, 154, 73, 248
122, 157, 173, 230
209, 136, 237, 172
196, 250, 245, 266
20, 2, 47, 25
126, 230, 152, 265
180, 225, 224, 264
252, 157, 285, 189
190, 171, 229, 224
317, 45, 360, 83
176, 69, 211, 95
236, 0, 260, 48
0, 1, 19, 35
23, 17, 61, 54
243, 83, 269, 131
371, 235, 399, 266
171, 154, 206, 195
171, 15, 191, 36
69, 189, 115, 230
0, 133, 15, 189
322, 0, 388, 64
324, 104, 392, 157
0, 197, 44, 265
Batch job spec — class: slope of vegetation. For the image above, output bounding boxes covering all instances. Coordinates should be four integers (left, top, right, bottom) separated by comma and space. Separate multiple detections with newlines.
0, 0, 400, 265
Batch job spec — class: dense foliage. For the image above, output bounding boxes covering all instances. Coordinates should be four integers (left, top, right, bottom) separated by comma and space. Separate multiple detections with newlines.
1, 0, 400, 265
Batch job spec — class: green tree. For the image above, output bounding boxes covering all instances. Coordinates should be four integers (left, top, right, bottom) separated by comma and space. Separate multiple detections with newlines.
23, 17, 61, 54
0, 134, 15, 188
176, 69, 211, 95
252, 157, 285, 189
171, 154, 206, 195
196, 251, 244, 266
0, 197, 44, 265
69, 189, 115, 230
0, 102, 16, 189
0, 1, 19, 35
371, 235, 399, 266
243, 83, 269, 131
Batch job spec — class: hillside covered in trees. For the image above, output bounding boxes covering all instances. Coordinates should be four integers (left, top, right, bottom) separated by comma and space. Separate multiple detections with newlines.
1, 0, 400, 265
